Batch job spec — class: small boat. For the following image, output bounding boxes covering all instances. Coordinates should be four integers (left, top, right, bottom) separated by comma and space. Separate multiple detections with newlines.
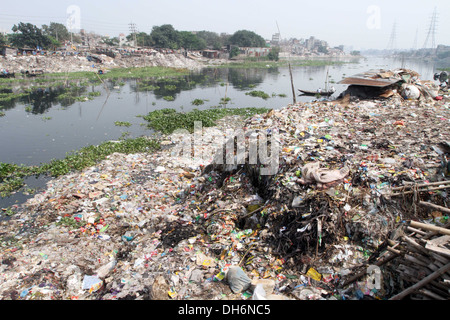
298, 89, 335, 96
298, 66, 335, 97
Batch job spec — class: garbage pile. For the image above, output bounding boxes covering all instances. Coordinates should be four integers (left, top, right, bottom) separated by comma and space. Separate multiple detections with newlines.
1, 69, 450, 300
338, 68, 444, 101
0, 52, 205, 74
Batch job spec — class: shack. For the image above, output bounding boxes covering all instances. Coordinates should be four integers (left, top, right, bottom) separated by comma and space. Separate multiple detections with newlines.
338, 69, 421, 99
239, 47, 271, 57
201, 49, 221, 59
0, 45, 17, 56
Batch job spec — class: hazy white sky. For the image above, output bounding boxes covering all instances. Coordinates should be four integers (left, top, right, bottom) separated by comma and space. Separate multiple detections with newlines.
1, 0, 449, 50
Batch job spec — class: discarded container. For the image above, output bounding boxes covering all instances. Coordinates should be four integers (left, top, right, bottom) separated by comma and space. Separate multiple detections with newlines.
401, 84, 421, 100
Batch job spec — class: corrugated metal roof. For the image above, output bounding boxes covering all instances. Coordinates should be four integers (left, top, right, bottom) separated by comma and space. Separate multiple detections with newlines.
338, 69, 418, 87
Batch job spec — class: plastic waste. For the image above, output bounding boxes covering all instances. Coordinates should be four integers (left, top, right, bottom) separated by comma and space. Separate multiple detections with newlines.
401, 84, 420, 100
252, 283, 267, 300
226, 266, 252, 294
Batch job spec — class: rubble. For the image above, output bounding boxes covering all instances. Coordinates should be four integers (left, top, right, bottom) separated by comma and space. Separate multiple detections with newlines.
1, 68, 450, 301
0, 51, 207, 74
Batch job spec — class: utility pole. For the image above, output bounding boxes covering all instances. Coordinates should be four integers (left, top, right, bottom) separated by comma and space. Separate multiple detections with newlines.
129, 22, 137, 47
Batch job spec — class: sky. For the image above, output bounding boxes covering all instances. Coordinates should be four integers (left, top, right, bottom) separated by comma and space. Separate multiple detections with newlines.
0, 0, 449, 50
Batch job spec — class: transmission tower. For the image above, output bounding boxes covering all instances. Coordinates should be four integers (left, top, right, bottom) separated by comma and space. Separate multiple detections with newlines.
423, 7, 438, 49
129, 22, 137, 47
386, 22, 397, 51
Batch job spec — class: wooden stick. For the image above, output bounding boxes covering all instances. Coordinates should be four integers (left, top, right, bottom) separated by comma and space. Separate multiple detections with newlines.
288, 63, 296, 104
418, 201, 450, 215
409, 221, 450, 236
391, 180, 450, 190
389, 262, 450, 300
390, 185, 450, 196
425, 242, 450, 258
418, 289, 446, 300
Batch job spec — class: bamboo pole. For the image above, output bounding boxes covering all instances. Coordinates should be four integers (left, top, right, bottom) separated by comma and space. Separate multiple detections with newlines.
409, 221, 450, 236
391, 180, 450, 191
418, 201, 450, 215
389, 262, 450, 300
390, 185, 450, 196
288, 63, 296, 104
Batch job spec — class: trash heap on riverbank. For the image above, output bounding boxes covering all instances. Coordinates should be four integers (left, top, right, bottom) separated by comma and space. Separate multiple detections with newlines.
1, 73, 450, 300
0, 52, 206, 74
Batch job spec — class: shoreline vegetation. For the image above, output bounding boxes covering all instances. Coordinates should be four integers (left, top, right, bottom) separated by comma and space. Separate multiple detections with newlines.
0, 56, 356, 201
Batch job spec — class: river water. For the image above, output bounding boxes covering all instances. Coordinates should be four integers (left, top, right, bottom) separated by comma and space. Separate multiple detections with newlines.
0, 55, 440, 208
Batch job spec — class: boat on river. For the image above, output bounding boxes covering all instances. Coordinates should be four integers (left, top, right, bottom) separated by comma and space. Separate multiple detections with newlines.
298, 88, 335, 96
298, 66, 335, 97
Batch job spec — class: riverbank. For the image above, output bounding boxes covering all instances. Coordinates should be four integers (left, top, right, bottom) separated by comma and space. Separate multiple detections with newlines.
1, 91, 449, 301
0, 51, 360, 76
0, 51, 208, 74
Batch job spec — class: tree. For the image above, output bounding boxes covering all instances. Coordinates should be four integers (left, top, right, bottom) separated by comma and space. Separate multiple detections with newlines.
178, 31, 206, 50
317, 45, 329, 54
10, 22, 51, 49
42, 22, 70, 43
267, 46, 280, 61
126, 32, 152, 47
229, 46, 240, 59
228, 30, 266, 48
150, 24, 181, 49
0, 34, 7, 46
102, 36, 119, 47
196, 31, 225, 50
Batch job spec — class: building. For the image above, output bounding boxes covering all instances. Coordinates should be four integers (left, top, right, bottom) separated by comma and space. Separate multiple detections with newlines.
201, 49, 221, 59
271, 33, 280, 45
239, 47, 271, 57
119, 33, 128, 47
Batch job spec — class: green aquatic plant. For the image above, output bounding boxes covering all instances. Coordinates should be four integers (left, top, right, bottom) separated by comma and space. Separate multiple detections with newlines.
163, 95, 175, 101
88, 91, 101, 97
143, 107, 269, 134
0, 137, 160, 196
219, 97, 231, 106
191, 99, 205, 106
164, 85, 177, 91
114, 121, 132, 127
245, 90, 270, 100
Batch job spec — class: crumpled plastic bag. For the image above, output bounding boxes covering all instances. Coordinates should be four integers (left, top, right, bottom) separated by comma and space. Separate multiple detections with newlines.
226, 266, 251, 293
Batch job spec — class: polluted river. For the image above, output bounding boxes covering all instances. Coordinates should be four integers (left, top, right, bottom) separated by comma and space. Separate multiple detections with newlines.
0, 56, 438, 208
0, 55, 449, 302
